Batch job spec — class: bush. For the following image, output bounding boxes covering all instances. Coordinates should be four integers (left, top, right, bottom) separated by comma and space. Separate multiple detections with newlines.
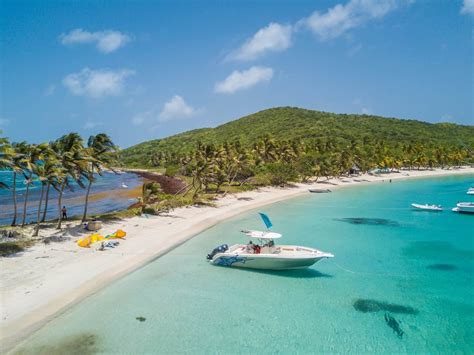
164, 165, 180, 177
263, 163, 299, 185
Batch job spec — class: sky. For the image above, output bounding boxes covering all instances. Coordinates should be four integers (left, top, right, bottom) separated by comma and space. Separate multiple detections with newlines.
1, 0, 473, 148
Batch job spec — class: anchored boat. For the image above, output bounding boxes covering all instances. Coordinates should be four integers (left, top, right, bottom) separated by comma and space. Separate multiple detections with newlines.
467, 187, 474, 195
452, 202, 474, 214
411, 203, 443, 211
207, 213, 334, 270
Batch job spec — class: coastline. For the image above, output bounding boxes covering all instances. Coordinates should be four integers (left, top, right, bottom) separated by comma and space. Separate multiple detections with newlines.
2, 167, 473, 352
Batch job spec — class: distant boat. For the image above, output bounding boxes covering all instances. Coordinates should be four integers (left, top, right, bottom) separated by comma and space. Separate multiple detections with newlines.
121, 183, 128, 188
467, 187, 474, 195
206, 213, 334, 270
309, 188, 331, 193
452, 202, 474, 214
411, 203, 443, 211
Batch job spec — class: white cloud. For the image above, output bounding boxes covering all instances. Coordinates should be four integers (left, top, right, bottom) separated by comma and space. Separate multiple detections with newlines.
63, 68, 135, 99
299, 0, 409, 40
83, 120, 103, 130
159, 95, 197, 122
361, 107, 372, 114
214, 66, 273, 94
230, 23, 292, 61
0, 118, 10, 127
60, 28, 131, 53
461, 0, 474, 15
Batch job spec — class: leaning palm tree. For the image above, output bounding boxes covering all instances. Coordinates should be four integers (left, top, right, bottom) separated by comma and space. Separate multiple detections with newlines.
82, 134, 118, 222
0, 136, 14, 190
51, 133, 88, 229
8, 143, 29, 226
19, 143, 49, 227
33, 150, 61, 236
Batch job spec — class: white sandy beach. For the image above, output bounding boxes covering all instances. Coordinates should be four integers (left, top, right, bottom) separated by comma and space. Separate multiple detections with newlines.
1, 167, 473, 351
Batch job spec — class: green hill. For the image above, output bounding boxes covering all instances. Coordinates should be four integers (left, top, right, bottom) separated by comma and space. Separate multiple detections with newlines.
121, 107, 473, 167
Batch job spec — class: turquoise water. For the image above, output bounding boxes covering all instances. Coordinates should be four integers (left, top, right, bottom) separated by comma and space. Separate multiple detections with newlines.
0, 171, 142, 225
13, 175, 474, 354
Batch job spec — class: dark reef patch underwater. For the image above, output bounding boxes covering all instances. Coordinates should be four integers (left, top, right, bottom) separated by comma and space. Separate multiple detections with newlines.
353, 299, 419, 315
13, 332, 99, 355
384, 312, 404, 339
335, 218, 400, 227
426, 263, 458, 271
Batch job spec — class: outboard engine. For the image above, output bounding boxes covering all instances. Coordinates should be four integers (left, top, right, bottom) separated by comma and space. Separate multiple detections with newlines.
207, 244, 228, 260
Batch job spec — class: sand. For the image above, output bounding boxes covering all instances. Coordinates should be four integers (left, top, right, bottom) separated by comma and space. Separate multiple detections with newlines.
1, 167, 473, 351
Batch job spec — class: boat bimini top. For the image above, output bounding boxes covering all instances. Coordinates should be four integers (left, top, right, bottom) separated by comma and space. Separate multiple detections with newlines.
241, 230, 282, 239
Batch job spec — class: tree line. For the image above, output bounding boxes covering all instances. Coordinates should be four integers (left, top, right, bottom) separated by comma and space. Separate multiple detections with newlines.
0, 133, 118, 234
146, 134, 472, 197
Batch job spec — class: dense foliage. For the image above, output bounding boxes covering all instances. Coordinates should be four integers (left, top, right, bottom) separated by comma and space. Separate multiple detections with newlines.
121, 107, 474, 168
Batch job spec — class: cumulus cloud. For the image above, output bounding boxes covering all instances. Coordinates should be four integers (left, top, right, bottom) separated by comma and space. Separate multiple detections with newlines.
63, 68, 135, 99
299, 0, 410, 40
159, 95, 197, 121
230, 22, 292, 61
214, 66, 273, 94
461, 0, 474, 15
60, 29, 131, 53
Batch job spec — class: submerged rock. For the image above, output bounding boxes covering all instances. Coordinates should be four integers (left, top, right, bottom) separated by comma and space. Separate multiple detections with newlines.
353, 299, 418, 315
335, 218, 400, 227
384, 312, 404, 339
426, 263, 458, 271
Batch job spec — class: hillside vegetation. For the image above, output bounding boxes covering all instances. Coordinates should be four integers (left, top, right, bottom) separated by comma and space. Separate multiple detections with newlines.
121, 107, 474, 167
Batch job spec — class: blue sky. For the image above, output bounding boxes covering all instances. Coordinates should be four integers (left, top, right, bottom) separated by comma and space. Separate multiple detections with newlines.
1, 0, 473, 148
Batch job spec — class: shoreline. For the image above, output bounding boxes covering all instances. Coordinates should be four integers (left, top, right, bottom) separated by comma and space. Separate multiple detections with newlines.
2, 167, 474, 352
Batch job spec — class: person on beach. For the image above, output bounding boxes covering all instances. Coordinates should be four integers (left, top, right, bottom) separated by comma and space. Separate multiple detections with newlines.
62, 206, 68, 220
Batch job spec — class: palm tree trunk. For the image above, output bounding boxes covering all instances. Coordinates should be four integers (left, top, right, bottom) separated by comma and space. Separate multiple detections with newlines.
41, 183, 50, 222
21, 173, 32, 227
11, 172, 18, 226
56, 183, 65, 229
33, 184, 45, 236
82, 179, 92, 222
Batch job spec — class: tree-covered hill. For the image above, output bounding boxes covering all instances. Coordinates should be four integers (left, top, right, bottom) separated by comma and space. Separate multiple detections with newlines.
120, 107, 473, 167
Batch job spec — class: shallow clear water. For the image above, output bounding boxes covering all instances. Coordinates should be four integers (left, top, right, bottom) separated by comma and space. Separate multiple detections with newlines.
13, 175, 474, 354
0, 172, 142, 225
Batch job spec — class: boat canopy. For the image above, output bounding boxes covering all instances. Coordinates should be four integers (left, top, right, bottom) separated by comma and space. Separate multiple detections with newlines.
241, 230, 282, 239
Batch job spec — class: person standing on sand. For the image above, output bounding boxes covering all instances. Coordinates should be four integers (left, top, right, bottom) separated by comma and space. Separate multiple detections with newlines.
62, 206, 68, 220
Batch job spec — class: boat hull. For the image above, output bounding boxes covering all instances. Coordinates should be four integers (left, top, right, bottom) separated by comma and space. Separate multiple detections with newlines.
211, 253, 330, 270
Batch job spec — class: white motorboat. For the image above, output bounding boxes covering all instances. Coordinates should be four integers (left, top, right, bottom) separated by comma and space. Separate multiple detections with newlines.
452, 202, 474, 214
467, 187, 474, 195
309, 188, 331, 193
207, 213, 334, 270
411, 203, 443, 211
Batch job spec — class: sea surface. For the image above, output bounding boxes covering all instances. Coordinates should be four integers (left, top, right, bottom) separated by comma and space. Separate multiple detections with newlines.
13, 175, 474, 354
0, 171, 143, 225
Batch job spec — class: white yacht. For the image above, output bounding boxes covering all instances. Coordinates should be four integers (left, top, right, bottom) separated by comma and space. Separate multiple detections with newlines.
452, 202, 474, 214
411, 203, 443, 211
207, 214, 334, 270
467, 187, 474, 195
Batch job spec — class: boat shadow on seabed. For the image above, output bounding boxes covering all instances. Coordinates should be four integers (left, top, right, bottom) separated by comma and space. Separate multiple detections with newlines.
223, 267, 334, 279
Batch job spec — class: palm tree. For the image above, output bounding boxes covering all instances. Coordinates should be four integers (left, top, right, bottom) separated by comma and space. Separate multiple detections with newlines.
82, 134, 118, 222
33, 150, 61, 236
19, 143, 49, 227
51, 133, 88, 229
0, 136, 13, 190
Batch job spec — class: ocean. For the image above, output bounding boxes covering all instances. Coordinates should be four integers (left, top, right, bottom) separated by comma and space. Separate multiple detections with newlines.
0, 171, 143, 226
12, 174, 474, 354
